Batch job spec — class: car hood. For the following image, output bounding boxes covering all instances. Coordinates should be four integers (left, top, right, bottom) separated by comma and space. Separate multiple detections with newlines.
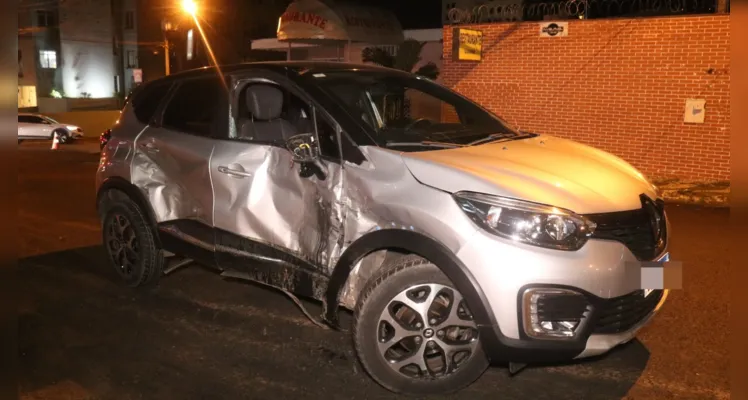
400, 134, 658, 214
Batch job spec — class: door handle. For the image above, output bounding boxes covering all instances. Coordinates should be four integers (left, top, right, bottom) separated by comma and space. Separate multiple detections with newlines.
218, 165, 252, 178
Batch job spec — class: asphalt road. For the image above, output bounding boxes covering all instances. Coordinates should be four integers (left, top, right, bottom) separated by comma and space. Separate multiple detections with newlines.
17, 140, 729, 400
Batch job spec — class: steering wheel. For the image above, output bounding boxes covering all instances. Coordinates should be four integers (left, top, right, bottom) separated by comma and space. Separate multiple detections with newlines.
404, 118, 433, 132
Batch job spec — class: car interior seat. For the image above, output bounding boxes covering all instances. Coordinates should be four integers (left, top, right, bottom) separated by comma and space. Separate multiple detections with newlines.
238, 84, 298, 143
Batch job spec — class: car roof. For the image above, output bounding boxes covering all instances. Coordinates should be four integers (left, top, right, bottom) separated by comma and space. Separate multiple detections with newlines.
18, 113, 46, 118
149, 61, 414, 84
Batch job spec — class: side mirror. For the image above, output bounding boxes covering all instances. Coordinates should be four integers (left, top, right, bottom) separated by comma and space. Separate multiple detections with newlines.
286, 133, 320, 163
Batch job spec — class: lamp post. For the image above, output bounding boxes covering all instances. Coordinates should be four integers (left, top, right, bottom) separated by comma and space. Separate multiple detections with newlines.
161, 1, 197, 76
161, 20, 176, 76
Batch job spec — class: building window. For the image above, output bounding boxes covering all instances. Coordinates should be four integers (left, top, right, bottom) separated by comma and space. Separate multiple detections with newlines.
39, 50, 57, 69
36, 10, 55, 27
127, 50, 137, 68
124, 11, 134, 30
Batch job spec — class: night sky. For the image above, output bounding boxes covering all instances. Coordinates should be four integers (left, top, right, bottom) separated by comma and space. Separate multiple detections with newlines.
353, 0, 443, 29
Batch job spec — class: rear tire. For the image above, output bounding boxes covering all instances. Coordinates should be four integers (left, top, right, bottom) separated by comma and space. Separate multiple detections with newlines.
353, 255, 489, 395
101, 197, 164, 287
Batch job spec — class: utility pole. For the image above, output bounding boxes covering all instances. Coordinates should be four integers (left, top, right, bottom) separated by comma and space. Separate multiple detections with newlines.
162, 20, 175, 76
164, 40, 170, 75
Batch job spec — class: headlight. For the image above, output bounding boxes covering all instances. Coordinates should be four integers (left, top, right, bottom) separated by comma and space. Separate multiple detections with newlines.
454, 192, 596, 251
66, 125, 78, 131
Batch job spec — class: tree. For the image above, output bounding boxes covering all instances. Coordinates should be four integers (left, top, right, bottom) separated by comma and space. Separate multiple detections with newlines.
361, 39, 440, 80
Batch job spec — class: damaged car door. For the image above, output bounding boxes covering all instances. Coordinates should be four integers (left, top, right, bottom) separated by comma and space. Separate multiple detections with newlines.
210, 75, 345, 299
132, 76, 227, 266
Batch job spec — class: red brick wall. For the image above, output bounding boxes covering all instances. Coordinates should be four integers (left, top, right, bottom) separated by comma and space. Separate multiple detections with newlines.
442, 15, 730, 181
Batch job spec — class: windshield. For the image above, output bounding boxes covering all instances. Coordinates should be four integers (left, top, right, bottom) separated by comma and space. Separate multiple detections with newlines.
311, 71, 522, 150
43, 116, 59, 124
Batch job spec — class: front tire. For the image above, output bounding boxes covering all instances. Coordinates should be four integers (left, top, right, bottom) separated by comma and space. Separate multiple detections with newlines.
101, 198, 164, 287
353, 255, 489, 395
53, 129, 69, 144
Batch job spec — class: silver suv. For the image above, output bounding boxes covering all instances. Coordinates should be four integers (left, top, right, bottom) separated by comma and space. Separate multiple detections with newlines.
96, 62, 669, 395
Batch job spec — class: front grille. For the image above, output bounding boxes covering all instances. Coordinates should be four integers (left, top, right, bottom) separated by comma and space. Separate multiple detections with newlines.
592, 290, 663, 334
584, 196, 667, 261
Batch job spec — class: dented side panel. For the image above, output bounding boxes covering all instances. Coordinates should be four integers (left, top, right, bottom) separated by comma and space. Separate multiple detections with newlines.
335, 147, 482, 310
131, 127, 216, 227
211, 140, 345, 274
96, 107, 143, 194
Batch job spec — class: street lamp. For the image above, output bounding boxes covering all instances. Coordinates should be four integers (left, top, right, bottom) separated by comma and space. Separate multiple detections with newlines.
161, 1, 198, 76
182, 0, 198, 16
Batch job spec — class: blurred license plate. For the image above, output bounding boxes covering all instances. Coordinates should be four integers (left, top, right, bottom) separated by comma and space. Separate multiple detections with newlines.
644, 252, 669, 297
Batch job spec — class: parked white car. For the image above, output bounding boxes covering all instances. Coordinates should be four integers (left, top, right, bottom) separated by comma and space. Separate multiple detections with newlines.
17, 113, 84, 143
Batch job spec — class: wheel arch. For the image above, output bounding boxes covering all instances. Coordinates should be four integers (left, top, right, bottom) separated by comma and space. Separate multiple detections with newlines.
51, 127, 68, 138
96, 177, 161, 245
323, 229, 498, 332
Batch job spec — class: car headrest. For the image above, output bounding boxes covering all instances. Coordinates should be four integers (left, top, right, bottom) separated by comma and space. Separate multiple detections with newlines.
246, 84, 283, 121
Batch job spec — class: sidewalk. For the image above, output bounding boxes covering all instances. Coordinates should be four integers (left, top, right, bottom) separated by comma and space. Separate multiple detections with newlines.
653, 178, 729, 207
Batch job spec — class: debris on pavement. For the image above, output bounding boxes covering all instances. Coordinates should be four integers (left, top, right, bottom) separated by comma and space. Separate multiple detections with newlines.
652, 178, 729, 207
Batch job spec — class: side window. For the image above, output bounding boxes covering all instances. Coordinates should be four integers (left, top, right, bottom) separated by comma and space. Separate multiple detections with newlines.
314, 114, 341, 159
234, 82, 340, 158
162, 78, 224, 137
131, 81, 171, 124
29, 116, 46, 124
18, 116, 32, 123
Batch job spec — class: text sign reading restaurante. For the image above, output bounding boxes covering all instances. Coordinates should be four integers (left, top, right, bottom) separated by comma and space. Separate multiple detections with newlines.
280, 11, 328, 29
452, 28, 483, 61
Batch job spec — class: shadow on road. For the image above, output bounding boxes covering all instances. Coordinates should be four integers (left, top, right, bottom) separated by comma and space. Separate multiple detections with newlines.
19, 246, 651, 400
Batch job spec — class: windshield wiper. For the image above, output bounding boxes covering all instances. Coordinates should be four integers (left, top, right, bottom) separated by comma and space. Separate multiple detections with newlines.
385, 141, 465, 149
468, 132, 531, 146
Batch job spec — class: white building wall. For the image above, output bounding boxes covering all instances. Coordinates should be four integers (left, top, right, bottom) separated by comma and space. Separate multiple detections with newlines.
121, 0, 139, 93
59, 0, 116, 98
61, 41, 116, 98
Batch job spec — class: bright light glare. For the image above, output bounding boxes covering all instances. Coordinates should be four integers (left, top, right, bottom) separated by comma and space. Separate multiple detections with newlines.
182, 0, 197, 16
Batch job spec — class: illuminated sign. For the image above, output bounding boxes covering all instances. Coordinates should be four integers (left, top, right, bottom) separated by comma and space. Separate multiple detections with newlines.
452, 28, 482, 62
280, 11, 327, 29
187, 29, 194, 60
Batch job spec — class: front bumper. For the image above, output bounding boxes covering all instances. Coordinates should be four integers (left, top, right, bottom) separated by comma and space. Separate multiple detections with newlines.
455, 227, 669, 364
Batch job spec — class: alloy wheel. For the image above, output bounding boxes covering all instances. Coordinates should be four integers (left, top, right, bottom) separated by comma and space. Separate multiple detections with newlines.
105, 213, 140, 278
376, 283, 480, 378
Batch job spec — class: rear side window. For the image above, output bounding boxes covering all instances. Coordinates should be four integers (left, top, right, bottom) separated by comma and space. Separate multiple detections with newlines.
131, 81, 172, 124
162, 78, 225, 137
19, 116, 45, 124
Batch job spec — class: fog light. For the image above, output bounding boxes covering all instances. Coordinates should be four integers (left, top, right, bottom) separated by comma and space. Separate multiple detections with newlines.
522, 288, 588, 339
